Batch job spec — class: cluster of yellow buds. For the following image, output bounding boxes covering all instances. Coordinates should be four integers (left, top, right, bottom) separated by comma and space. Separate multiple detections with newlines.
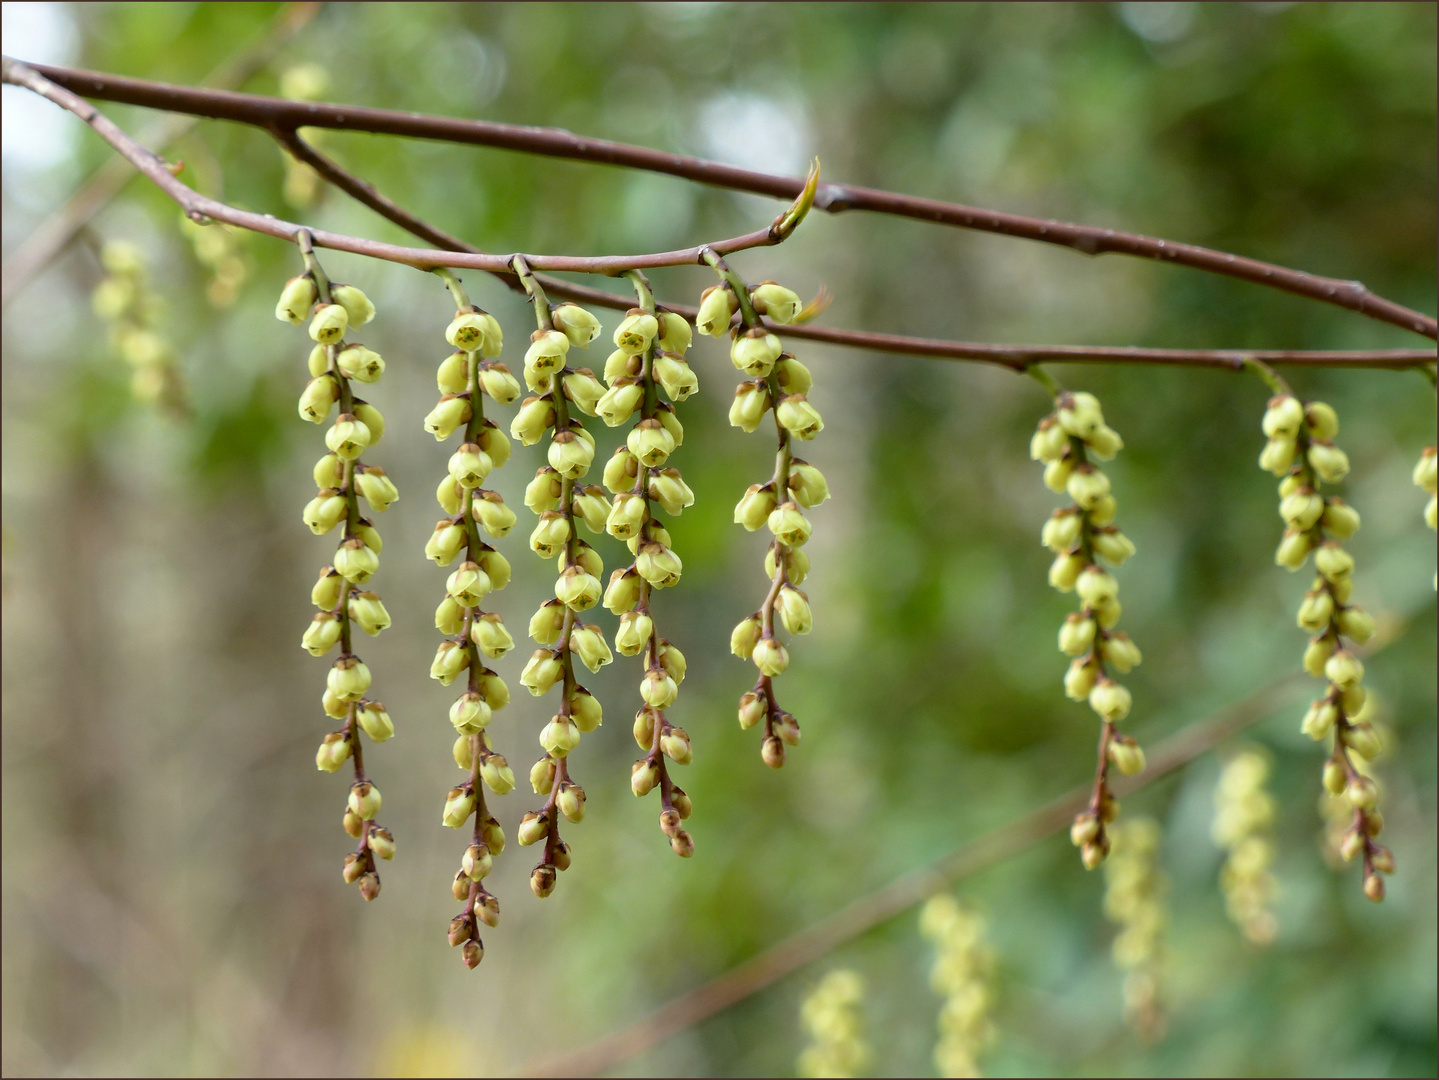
1211, 748, 1278, 945
510, 260, 610, 898
179, 214, 247, 308
600, 274, 698, 855
796, 969, 870, 1079
90, 239, 188, 414
1257, 390, 1391, 901
425, 272, 522, 969
1416, 445, 1437, 588
1321, 699, 1389, 868
1030, 386, 1144, 868
1102, 817, 1166, 1040
918, 895, 996, 1079
702, 262, 828, 768
279, 244, 394, 902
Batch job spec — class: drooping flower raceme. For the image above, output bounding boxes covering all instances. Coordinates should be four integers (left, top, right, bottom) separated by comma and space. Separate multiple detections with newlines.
1211, 747, 1278, 945
797, 969, 871, 1079
1257, 389, 1392, 901
919, 895, 996, 1079
281, 246, 394, 902
427, 274, 520, 969
1030, 387, 1144, 869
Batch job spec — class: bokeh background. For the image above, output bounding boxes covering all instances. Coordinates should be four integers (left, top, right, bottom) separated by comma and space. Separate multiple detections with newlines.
2, 2, 1435, 1076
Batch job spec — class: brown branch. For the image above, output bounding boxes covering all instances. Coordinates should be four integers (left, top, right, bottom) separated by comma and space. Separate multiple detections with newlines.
11, 59, 1435, 341
0, 4, 320, 309
276, 132, 1436, 374
516, 668, 1314, 1078
0, 60, 785, 275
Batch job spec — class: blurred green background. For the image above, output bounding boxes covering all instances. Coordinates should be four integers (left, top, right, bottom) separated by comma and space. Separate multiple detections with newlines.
2, 2, 1435, 1076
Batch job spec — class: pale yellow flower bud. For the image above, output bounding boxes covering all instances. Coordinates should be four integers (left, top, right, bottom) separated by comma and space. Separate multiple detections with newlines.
528, 599, 567, 646
787, 460, 830, 508
308, 303, 349, 345
327, 655, 371, 702
1076, 565, 1118, 608
555, 565, 602, 610
649, 469, 695, 517
604, 567, 643, 614
1346, 775, 1376, 811
548, 429, 594, 479
478, 362, 521, 403
1066, 464, 1111, 510
348, 590, 391, 636
597, 379, 644, 427
431, 639, 471, 685
355, 466, 398, 512
635, 542, 683, 588
1324, 649, 1364, 689
696, 285, 736, 337
627, 418, 676, 467
531, 755, 558, 794
520, 650, 564, 696
1322, 759, 1347, 795
303, 489, 348, 535
348, 781, 381, 819
766, 544, 810, 585
447, 309, 501, 354
571, 686, 603, 732
336, 344, 384, 383
1415, 446, 1438, 493
369, 826, 396, 861
1302, 634, 1336, 677
1307, 440, 1350, 484
730, 380, 771, 432
275, 274, 318, 323
777, 586, 813, 635
1104, 631, 1142, 673
1041, 509, 1083, 553
446, 443, 491, 489
570, 622, 613, 672
654, 353, 699, 401
424, 393, 473, 441
1314, 542, 1354, 581
1275, 529, 1313, 571
1089, 677, 1132, 721
322, 687, 349, 719
641, 667, 679, 708
657, 310, 693, 353
557, 782, 587, 822
312, 566, 344, 610
443, 786, 477, 829
298, 374, 340, 424
1108, 736, 1146, 776
357, 701, 394, 742
510, 395, 557, 445
425, 520, 467, 566
325, 414, 371, 461
613, 310, 659, 353
541, 716, 581, 757
753, 636, 790, 677
632, 758, 660, 796
1301, 699, 1338, 740
1280, 488, 1324, 531
1091, 527, 1136, 566
558, 369, 604, 418
1321, 498, 1361, 539
661, 727, 693, 765
1058, 613, 1096, 656
550, 303, 602, 348
529, 511, 572, 558
334, 537, 379, 584
1258, 436, 1297, 477
739, 690, 767, 729
1031, 417, 1069, 463
734, 484, 778, 531
616, 610, 654, 657
302, 612, 342, 655
1335, 605, 1375, 644
600, 449, 637, 497
750, 282, 803, 324
768, 502, 813, 546
1261, 394, 1304, 439
1043, 455, 1075, 493
1057, 391, 1104, 438
471, 491, 516, 538
1304, 400, 1339, 440
776, 393, 824, 440
731, 328, 783, 376
329, 283, 374, 328
445, 562, 491, 608
1086, 424, 1124, 461
306, 344, 330, 378
450, 691, 492, 734
436, 350, 469, 395
1064, 657, 1099, 701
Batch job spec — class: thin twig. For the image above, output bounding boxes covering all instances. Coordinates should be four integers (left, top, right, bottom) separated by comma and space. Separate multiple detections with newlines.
275, 131, 1436, 374
0, 4, 320, 308
1, 60, 792, 275
11, 59, 1435, 340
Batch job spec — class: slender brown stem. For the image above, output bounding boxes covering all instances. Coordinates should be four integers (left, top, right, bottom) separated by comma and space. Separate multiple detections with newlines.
274, 130, 1436, 373
13, 59, 1434, 340
0, 4, 321, 308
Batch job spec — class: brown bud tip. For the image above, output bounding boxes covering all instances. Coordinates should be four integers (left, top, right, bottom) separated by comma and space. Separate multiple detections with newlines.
343, 810, 364, 838
659, 808, 682, 837
448, 914, 473, 947
670, 830, 695, 858
357, 873, 381, 901
1364, 874, 1386, 902
1080, 841, 1108, 871
476, 892, 501, 928
462, 939, 484, 969
762, 736, 786, 769
531, 864, 558, 898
